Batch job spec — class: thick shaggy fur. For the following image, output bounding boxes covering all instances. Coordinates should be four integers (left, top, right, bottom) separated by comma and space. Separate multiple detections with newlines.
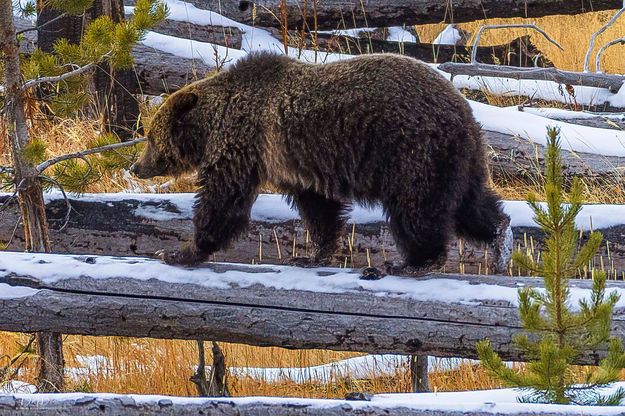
131, 52, 506, 267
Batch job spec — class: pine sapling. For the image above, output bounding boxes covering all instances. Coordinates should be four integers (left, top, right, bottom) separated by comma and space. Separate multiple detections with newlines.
477, 127, 625, 405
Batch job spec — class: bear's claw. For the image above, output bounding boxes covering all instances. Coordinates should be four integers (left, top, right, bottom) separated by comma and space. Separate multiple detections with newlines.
155, 248, 203, 266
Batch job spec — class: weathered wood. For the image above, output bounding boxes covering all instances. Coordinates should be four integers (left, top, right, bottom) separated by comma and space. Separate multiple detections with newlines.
132, 44, 213, 95
0, 391, 607, 416
314, 35, 552, 67
227, 0, 623, 31
1, 252, 625, 365
438, 62, 625, 93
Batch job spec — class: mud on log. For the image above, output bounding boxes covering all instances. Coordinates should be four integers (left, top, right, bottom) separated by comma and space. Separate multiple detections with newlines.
2, 251, 624, 364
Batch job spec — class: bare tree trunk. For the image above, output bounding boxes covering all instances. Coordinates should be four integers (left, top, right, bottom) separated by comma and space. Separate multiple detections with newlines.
1, 0, 65, 392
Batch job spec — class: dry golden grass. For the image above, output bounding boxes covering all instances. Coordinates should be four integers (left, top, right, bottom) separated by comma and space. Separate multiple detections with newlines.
1, 332, 508, 397
416, 11, 625, 73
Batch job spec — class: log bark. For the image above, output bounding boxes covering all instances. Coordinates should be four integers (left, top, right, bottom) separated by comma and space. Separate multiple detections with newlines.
314, 35, 552, 67
438, 62, 625, 93
1, 252, 625, 365
0, 392, 602, 416
210, 0, 624, 31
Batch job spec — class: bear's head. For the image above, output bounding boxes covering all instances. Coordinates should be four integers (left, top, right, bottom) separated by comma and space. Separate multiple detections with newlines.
130, 89, 204, 179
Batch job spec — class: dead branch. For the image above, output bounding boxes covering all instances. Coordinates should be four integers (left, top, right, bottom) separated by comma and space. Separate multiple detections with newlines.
596, 36, 625, 73
35, 137, 146, 173
469, 24, 563, 64
584, 6, 625, 72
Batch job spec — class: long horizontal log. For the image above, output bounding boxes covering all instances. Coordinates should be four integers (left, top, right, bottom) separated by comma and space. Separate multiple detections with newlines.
438, 62, 625, 92
194, 0, 624, 31
0, 391, 610, 416
314, 34, 553, 67
2, 251, 624, 364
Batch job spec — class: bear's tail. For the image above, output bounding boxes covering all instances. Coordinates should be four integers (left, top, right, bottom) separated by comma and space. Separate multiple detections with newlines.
455, 184, 505, 244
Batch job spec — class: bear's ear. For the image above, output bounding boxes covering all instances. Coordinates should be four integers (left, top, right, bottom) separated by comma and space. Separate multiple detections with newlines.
169, 91, 198, 117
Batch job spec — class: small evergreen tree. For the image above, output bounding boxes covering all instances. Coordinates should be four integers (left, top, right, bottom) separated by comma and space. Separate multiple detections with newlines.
477, 127, 625, 405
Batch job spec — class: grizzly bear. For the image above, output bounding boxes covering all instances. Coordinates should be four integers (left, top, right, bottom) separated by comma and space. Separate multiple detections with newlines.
131, 52, 508, 274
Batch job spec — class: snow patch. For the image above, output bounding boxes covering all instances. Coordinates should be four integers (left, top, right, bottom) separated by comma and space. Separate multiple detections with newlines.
387, 27, 417, 43
432, 25, 461, 45
469, 100, 625, 157
0, 381, 36, 394
609, 82, 625, 108
0, 283, 39, 299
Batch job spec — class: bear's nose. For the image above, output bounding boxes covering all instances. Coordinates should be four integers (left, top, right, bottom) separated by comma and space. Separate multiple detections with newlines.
129, 163, 139, 175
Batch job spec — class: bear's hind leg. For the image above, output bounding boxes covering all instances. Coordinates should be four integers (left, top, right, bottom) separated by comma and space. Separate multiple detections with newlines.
288, 189, 349, 266
384, 199, 453, 275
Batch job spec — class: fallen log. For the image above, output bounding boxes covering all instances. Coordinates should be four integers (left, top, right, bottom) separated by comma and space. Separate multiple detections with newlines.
438, 62, 625, 93
1, 184, 625, 276
132, 44, 213, 95
1, 251, 624, 364
0, 390, 601, 416
228, 0, 623, 31
314, 34, 552, 67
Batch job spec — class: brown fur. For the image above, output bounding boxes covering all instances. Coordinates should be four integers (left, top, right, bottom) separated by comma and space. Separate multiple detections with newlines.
131, 52, 506, 267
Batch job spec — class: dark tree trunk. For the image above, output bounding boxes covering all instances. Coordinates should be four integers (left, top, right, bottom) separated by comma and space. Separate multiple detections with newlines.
37, 0, 141, 140
1, 0, 64, 393
409, 355, 429, 393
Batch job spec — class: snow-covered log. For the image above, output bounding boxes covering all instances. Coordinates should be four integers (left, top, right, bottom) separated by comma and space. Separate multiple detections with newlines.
2, 251, 625, 364
438, 62, 625, 93
0, 389, 620, 416
228, 0, 623, 31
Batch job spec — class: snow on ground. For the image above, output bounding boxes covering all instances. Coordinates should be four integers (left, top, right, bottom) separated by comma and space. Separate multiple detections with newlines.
33, 191, 625, 231
0, 381, 36, 394
0, 283, 39, 299
432, 24, 461, 45
469, 100, 625, 157
129, 0, 349, 65
230, 354, 405, 383
386, 27, 417, 43
5, 385, 625, 413
520, 106, 625, 120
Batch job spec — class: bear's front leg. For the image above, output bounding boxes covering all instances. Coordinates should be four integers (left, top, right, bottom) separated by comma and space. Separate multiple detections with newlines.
156, 161, 260, 267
